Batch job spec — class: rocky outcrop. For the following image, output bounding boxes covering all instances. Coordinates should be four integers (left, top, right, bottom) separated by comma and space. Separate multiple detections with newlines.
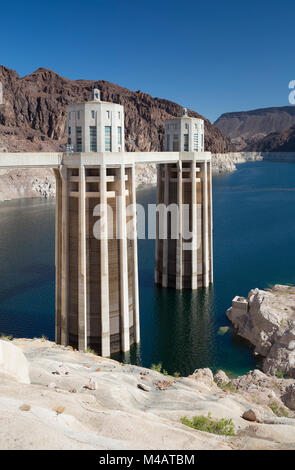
214, 106, 295, 150
2, 339, 295, 449
0, 168, 55, 201
211, 152, 264, 173
0, 340, 30, 384
226, 285, 295, 378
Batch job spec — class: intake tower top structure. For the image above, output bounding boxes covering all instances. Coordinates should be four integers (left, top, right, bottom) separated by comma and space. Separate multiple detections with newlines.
164, 108, 204, 152
67, 89, 125, 153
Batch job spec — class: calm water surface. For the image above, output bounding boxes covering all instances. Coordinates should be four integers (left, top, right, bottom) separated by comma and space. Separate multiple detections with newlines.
1, 161, 295, 376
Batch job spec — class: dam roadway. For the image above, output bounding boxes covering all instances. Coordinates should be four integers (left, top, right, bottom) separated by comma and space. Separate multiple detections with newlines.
0, 151, 211, 168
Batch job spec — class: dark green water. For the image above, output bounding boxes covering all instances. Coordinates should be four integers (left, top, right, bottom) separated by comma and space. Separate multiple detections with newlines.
1, 161, 295, 376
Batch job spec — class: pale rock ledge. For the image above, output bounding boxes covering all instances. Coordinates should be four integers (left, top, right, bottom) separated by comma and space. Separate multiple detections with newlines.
227, 284, 295, 377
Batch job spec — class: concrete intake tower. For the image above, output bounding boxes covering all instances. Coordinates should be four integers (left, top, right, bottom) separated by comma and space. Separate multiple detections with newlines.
0, 92, 213, 356
54, 90, 139, 356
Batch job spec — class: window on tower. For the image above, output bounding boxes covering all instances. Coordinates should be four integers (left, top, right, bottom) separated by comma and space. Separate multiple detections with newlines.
105, 126, 112, 152
117, 126, 122, 147
173, 134, 179, 151
183, 134, 189, 151
90, 126, 97, 152
193, 134, 199, 151
76, 127, 82, 152
166, 134, 170, 151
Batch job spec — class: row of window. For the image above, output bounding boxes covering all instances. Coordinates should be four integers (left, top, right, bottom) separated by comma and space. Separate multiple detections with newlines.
68, 110, 122, 121
166, 133, 204, 151
69, 126, 122, 152
166, 122, 203, 131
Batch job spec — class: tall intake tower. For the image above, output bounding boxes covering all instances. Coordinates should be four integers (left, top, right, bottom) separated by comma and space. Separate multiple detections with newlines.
154, 109, 213, 289
54, 90, 139, 356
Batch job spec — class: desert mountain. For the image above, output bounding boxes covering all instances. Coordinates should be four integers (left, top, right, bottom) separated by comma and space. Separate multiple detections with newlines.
214, 106, 295, 150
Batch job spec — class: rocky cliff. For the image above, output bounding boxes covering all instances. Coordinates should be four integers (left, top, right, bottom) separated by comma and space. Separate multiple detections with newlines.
215, 106, 295, 150
245, 126, 295, 152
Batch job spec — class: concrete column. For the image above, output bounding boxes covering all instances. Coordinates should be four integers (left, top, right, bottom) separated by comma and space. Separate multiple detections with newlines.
176, 161, 183, 290
78, 165, 87, 350
162, 164, 169, 288
100, 165, 110, 357
60, 166, 69, 345
54, 169, 62, 344
154, 165, 161, 284
118, 164, 130, 352
191, 159, 198, 289
209, 161, 214, 284
130, 164, 140, 343
202, 161, 209, 287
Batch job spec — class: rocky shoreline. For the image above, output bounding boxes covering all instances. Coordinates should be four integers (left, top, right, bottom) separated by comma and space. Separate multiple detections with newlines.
2, 338, 295, 450
227, 285, 295, 379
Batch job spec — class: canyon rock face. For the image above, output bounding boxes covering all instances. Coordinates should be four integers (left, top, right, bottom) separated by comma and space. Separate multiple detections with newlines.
227, 285, 295, 378
245, 125, 295, 152
215, 106, 295, 150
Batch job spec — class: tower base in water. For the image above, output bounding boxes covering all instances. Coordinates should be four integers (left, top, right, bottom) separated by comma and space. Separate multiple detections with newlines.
54, 153, 140, 357
154, 156, 213, 289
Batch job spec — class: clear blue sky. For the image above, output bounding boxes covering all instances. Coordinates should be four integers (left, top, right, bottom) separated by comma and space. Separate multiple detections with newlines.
1, 0, 294, 122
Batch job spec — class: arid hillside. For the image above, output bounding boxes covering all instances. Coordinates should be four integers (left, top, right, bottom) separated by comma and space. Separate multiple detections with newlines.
215, 106, 295, 150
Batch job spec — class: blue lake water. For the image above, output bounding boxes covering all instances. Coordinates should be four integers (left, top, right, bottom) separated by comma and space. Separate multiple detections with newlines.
1, 161, 295, 376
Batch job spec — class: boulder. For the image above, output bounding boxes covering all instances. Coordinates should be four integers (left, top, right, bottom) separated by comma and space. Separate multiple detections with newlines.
214, 370, 230, 385
84, 377, 97, 391
0, 340, 30, 384
242, 408, 263, 423
137, 383, 151, 392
